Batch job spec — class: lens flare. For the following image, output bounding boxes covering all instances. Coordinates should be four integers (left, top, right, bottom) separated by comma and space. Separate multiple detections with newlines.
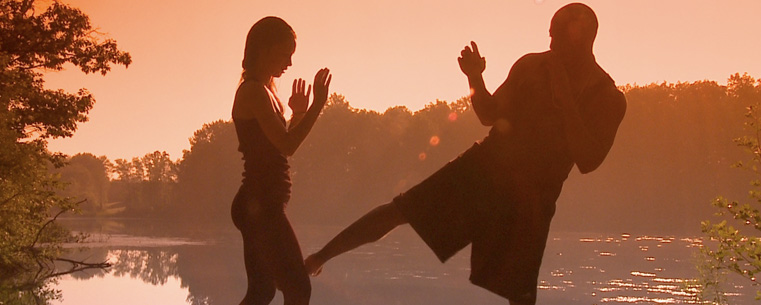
448, 112, 458, 122
418, 152, 427, 161
429, 136, 440, 146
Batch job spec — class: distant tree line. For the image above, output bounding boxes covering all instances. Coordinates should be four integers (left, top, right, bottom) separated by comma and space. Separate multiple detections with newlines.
55, 151, 177, 216
56, 94, 486, 223
58, 74, 760, 234
554, 73, 756, 234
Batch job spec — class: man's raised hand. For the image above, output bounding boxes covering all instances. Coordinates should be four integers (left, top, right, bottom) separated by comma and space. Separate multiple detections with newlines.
458, 41, 486, 77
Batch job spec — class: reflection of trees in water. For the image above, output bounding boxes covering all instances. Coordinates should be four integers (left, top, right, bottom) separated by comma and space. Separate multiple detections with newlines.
1, 245, 112, 305
99, 244, 245, 305
176, 245, 245, 305
52, 219, 247, 304
111, 249, 179, 285
60, 248, 111, 280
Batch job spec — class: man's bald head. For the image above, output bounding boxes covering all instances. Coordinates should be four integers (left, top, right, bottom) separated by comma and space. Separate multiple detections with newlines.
549, 3, 598, 55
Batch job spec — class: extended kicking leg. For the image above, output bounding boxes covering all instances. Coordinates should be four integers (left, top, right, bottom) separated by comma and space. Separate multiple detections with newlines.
304, 202, 407, 276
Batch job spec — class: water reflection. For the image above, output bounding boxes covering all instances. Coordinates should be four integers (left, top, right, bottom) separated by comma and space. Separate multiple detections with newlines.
57, 243, 246, 305
51, 221, 758, 305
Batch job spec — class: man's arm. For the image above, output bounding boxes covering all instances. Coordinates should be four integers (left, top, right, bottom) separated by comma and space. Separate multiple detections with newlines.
548, 52, 626, 173
562, 89, 626, 173
458, 41, 499, 126
549, 60, 626, 174
466, 73, 498, 126
459, 42, 530, 126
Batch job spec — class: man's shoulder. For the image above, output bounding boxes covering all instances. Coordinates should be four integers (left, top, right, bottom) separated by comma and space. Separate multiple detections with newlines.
590, 64, 623, 94
515, 51, 550, 67
508, 52, 549, 78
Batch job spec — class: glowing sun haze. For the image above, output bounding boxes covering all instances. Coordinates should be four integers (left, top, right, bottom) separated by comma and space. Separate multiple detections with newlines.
45, 0, 761, 160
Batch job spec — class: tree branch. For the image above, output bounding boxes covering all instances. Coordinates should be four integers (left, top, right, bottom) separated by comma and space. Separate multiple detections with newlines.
0, 191, 22, 208
45, 258, 111, 279
28, 199, 85, 248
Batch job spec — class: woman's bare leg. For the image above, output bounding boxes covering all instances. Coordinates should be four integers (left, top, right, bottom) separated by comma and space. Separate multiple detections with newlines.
265, 211, 311, 305
239, 232, 276, 305
233, 189, 310, 305
304, 202, 407, 275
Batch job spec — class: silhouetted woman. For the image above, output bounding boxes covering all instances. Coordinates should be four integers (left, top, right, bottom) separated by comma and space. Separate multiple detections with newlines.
231, 16, 331, 305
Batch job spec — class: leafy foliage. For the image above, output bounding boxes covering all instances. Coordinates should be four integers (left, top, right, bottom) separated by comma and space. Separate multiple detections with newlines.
0, 0, 129, 302
0, 0, 131, 139
109, 151, 178, 216
173, 119, 239, 224
55, 153, 111, 213
700, 73, 761, 302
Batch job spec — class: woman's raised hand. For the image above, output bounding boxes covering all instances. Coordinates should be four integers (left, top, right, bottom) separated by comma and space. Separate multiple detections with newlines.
312, 68, 332, 106
289, 78, 311, 114
458, 41, 486, 77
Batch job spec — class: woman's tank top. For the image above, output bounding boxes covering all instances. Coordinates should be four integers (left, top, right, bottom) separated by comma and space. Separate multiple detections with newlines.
233, 85, 292, 204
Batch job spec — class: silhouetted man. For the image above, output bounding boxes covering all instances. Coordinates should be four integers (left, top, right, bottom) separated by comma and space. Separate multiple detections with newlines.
305, 3, 626, 304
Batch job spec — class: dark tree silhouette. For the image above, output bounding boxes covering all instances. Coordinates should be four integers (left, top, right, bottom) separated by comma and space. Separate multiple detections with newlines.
56, 153, 111, 213
0, 0, 130, 302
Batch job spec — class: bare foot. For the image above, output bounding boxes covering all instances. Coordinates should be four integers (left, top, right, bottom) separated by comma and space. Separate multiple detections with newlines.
304, 253, 325, 276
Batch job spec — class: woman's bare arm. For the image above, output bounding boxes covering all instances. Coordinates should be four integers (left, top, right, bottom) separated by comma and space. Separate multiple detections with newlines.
235, 68, 332, 156
288, 112, 306, 131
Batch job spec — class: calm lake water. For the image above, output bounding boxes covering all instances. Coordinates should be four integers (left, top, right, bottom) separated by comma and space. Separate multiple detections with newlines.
50, 219, 756, 305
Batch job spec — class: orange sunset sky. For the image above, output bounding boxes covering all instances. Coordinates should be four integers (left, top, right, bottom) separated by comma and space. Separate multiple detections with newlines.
45, 0, 761, 160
